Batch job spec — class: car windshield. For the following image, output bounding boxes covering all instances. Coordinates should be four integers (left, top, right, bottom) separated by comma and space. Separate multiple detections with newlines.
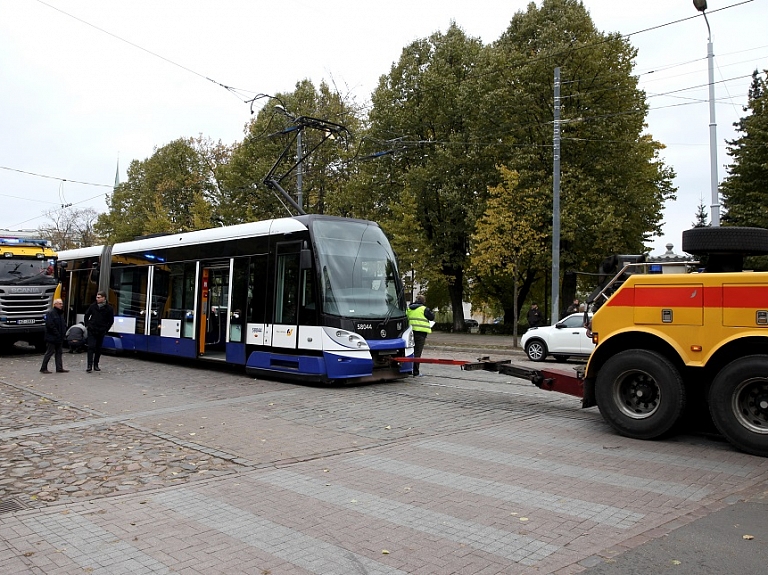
0, 258, 57, 285
312, 219, 406, 319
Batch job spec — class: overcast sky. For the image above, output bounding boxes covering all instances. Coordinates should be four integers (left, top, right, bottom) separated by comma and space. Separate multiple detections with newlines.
1, 0, 766, 256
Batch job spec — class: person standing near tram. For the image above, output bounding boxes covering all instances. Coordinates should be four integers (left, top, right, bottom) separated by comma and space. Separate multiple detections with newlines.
407, 294, 434, 377
39, 298, 68, 374
84, 291, 114, 373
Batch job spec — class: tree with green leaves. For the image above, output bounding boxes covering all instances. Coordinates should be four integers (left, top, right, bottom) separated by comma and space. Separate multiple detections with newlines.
96, 137, 223, 241
365, 24, 490, 329
692, 199, 709, 228
721, 70, 768, 229
472, 166, 547, 341
474, 0, 675, 313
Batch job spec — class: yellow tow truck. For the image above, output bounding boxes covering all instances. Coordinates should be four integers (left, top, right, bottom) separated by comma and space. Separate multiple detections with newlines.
469, 227, 768, 457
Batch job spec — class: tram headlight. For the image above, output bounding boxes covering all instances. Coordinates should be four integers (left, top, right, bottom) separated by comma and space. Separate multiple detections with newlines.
325, 327, 370, 350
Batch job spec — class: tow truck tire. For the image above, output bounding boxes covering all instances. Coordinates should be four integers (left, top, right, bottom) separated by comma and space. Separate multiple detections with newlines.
595, 350, 685, 440
525, 339, 548, 362
708, 355, 768, 457
682, 226, 768, 255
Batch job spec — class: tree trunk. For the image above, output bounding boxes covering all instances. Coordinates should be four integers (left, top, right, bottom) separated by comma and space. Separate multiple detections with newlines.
512, 262, 519, 348
447, 269, 465, 332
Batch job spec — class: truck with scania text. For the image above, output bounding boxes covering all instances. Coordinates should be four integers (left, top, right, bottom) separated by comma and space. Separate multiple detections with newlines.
0, 233, 58, 350
470, 227, 768, 457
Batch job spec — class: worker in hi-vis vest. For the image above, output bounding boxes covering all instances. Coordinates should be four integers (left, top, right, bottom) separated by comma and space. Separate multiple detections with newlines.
406, 294, 435, 376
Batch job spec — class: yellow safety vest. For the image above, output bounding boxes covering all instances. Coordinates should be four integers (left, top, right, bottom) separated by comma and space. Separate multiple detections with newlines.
407, 305, 432, 333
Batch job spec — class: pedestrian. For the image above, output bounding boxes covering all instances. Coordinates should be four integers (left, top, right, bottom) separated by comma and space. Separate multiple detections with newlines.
84, 290, 114, 373
526, 302, 542, 328
40, 298, 68, 374
565, 298, 580, 317
65, 321, 87, 353
406, 294, 434, 377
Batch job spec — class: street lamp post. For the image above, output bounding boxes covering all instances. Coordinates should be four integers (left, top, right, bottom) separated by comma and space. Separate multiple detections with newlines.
693, 0, 720, 226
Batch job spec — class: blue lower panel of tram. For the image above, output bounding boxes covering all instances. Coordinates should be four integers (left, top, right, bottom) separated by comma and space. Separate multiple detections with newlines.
246, 350, 327, 375
104, 334, 197, 358
226, 343, 246, 365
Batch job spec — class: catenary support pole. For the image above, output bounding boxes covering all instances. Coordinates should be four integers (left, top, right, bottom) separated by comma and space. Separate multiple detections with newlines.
551, 67, 561, 324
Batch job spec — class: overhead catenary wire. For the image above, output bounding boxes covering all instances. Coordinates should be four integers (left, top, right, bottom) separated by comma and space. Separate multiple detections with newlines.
33, 0, 256, 104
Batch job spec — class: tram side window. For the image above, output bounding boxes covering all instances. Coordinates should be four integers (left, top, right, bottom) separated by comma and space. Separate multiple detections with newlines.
69, 269, 99, 322
162, 262, 195, 338
298, 268, 317, 325
275, 252, 299, 325
230, 258, 250, 342
248, 254, 268, 324
150, 268, 170, 336
110, 266, 148, 335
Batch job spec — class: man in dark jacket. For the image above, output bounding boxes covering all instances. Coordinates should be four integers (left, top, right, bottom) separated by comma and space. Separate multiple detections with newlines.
40, 298, 68, 374
84, 290, 114, 373
526, 303, 543, 328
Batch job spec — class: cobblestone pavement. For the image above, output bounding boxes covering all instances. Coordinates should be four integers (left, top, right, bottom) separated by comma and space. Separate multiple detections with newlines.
0, 383, 239, 508
1, 337, 767, 574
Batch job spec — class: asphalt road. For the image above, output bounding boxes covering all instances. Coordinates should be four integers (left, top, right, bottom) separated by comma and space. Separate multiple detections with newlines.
1, 333, 766, 574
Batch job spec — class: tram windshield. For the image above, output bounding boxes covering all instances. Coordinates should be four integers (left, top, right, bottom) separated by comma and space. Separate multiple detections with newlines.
312, 220, 405, 319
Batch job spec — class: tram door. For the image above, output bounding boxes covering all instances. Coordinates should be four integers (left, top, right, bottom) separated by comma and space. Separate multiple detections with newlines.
199, 264, 230, 355
270, 242, 302, 350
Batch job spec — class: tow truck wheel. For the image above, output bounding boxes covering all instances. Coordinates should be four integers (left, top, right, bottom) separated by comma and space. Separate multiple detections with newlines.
708, 355, 768, 457
525, 339, 547, 362
595, 350, 685, 440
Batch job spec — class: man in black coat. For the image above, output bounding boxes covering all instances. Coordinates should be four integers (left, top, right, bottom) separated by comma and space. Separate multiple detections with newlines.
84, 290, 114, 373
40, 298, 68, 374
526, 302, 543, 328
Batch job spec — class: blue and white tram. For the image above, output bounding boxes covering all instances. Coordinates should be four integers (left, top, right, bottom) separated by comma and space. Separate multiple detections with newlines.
57, 215, 415, 383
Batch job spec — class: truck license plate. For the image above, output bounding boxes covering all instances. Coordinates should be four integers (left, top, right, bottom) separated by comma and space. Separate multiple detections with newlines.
18, 319, 36, 324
